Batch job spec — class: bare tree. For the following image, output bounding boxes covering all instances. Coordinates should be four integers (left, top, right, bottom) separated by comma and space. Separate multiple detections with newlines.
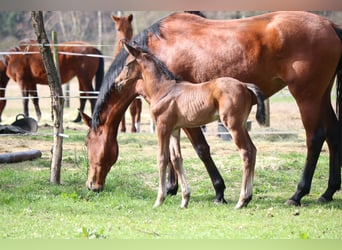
31, 11, 64, 184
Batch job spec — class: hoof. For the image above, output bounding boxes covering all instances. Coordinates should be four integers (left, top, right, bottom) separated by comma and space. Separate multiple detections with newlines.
235, 196, 252, 209
317, 196, 332, 203
285, 199, 301, 206
73, 116, 81, 123
214, 196, 227, 204
166, 184, 178, 196
180, 193, 190, 208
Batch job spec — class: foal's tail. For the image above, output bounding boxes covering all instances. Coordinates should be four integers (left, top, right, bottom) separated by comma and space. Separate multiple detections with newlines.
246, 83, 266, 126
95, 48, 104, 91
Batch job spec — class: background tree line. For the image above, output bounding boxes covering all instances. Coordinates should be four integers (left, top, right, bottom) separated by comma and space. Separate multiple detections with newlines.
0, 11, 342, 56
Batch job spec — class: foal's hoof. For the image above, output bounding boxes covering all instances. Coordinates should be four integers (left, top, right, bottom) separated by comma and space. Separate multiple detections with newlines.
285, 199, 301, 206
317, 196, 332, 204
235, 196, 252, 209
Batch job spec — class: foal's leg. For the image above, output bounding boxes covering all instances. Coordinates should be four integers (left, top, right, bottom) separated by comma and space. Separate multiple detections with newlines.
182, 127, 226, 203
154, 127, 171, 207
169, 129, 191, 208
227, 124, 256, 209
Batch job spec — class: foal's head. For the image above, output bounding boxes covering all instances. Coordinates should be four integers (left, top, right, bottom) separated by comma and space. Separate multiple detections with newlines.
115, 41, 180, 91
115, 42, 143, 90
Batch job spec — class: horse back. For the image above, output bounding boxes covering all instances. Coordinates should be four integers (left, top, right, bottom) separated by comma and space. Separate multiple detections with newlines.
151, 11, 341, 98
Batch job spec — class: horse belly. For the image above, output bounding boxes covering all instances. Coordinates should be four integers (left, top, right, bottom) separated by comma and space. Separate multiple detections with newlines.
177, 100, 218, 128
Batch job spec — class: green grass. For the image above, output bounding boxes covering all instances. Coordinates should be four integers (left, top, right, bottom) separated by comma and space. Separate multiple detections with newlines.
0, 130, 341, 239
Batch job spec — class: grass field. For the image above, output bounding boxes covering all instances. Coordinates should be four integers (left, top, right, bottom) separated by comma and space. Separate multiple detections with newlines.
0, 81, 341, 239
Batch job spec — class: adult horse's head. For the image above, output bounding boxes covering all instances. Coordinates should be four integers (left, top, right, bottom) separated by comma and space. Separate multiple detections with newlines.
81, 48, 144, 191
81, 12, 170, 191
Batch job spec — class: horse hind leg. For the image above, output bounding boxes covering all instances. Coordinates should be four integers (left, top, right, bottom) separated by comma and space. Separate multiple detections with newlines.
75, 77, 94, 122
135, 98, 142, 132
182, 127, 226, 204
169, 130, 191, 208
20, 86, 30, 118
129, 101, 137, 133
318, 104, 341, 203
30, 87, 41, 121
227, 123, 256, 209
286, 108, 341, 206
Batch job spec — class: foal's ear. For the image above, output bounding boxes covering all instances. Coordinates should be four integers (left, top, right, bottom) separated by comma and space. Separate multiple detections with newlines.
80, 111, 92, 128
123, 42, 141, 58
128, 14, 133, 22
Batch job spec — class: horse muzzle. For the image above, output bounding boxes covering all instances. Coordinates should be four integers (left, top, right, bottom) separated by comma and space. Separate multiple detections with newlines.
86, 180, 104, 192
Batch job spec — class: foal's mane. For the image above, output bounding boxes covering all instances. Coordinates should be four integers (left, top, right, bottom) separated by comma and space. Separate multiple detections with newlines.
135, 45, 181, 82
92, 11, 205, 130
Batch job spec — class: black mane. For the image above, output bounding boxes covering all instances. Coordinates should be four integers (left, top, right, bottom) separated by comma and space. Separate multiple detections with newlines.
91, 11, 205, 130
132, 45, 181, 82
91, 20, 162, 130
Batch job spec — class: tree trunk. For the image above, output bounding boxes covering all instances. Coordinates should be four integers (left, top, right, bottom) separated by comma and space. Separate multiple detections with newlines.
31, 11, 64, 184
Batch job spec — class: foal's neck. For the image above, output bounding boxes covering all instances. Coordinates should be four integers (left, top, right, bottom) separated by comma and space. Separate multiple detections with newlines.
140, 62, 175, 99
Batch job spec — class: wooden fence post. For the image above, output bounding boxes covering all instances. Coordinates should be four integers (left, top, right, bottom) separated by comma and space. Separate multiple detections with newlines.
31, 11, 65, 184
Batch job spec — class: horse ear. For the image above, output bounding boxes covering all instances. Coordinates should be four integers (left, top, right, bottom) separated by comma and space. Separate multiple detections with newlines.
80, 111, 92, 128
128, 14, 133, 22
123, 42, 141, 58
111, 15, 120, 24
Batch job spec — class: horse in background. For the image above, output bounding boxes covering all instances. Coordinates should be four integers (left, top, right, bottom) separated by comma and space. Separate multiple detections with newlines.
83, 11, 342, 207
0, 39, 104, 122
115, 42, 266, 208
112, 14, 142, 132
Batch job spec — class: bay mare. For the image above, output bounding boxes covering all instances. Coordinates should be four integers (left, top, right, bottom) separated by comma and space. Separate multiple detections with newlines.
113, 42, 266, 208
83, 11, 342, 207
0, 39, 104, 122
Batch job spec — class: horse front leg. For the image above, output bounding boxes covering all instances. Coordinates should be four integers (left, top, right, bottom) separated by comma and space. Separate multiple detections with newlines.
169, 129, 190, 208
153, 126, 171, 207
182, 127, 226, 203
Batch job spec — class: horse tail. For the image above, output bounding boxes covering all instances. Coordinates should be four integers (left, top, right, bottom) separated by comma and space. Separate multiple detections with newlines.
333, 25, 342, 167
246, 83, 266, 126
95, 48, 104, 91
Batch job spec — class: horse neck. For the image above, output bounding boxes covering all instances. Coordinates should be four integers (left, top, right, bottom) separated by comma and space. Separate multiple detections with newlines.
140, 63, 173, 100
99, 83, 138, 134
114, 31, 133, 56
